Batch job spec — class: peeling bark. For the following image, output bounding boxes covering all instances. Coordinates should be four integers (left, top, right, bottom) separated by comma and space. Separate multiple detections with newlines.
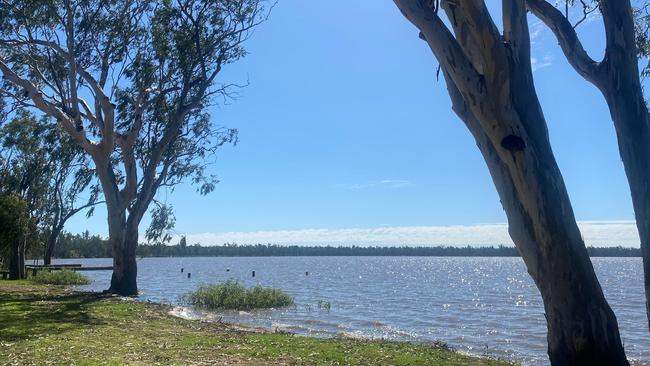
393, 0, 629, 364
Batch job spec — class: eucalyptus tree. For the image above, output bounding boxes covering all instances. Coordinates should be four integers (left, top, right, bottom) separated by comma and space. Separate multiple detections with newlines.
0, 192, 28, 279
0, 111, 55, 263
41, 119, 99, 265
525, 0, 650, 332
0, 110, 98, 265
0, 0, 265, 295
392, 1, 628, 364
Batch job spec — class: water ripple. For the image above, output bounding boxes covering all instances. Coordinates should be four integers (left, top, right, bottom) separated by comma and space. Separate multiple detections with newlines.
60, 256, 650, 366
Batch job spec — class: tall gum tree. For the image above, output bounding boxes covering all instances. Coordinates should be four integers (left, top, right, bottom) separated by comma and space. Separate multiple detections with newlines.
392, 0, 629, 364
0, 0, 268, 295
0, 110, 100, 265
525, 0, 650, 332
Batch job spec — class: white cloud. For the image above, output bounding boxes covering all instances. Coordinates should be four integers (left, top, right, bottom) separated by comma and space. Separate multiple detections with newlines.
179, 221, 640, 248
529, 20, 546, 46
336, 180, 412, 190
531, 54, 554, 72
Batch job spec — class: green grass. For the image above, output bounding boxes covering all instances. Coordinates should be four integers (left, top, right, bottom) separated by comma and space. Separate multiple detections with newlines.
31, 270, 91, 285
0, 280, 517, 365
180, 280, 294, 310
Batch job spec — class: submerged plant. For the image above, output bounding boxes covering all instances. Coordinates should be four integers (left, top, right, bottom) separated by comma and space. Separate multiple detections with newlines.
180, 280, 294, 310
317, 300, 331, 311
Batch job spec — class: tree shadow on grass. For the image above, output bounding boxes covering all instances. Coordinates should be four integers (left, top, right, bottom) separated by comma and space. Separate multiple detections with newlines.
0, 291, 109, 342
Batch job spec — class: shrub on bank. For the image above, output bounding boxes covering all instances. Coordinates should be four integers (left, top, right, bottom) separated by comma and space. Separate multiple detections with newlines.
32, 270, 91, 285
180, 280, 294, 310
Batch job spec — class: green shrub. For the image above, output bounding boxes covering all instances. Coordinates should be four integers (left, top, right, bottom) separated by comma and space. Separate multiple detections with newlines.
180, 280, 294, 310
32, 270, 91, 285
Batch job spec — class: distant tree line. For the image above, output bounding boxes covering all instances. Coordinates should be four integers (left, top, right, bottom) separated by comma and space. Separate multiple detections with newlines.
49, 232, 642, 259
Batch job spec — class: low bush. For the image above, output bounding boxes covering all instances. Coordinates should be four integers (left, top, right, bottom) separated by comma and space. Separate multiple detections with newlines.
180, 280, 294, 310
32, 270, 91, 285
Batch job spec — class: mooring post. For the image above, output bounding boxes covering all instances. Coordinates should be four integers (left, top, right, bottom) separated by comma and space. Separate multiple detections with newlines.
305, 271, 309, 276
181, 268, 184, 273
187, 272, 191, 279
226, 268, 230, 272
252, 270, 255, 277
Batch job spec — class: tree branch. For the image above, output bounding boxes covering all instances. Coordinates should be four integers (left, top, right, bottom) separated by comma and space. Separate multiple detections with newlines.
526, 0, 602, 84
393, 0, 484, 98
0, 58, 97, 154
503, 0, 531, 69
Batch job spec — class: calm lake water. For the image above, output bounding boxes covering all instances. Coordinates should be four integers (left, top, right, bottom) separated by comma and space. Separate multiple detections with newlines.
54, 256, 649, 366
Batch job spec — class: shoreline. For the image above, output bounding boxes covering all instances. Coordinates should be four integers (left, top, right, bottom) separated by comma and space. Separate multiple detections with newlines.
0, 280, 516, 365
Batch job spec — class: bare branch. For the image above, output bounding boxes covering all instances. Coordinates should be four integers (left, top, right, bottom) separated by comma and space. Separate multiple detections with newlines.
527, 0, 602, 84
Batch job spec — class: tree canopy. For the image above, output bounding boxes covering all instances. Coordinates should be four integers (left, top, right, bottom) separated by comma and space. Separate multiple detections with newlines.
0, 0, 270, 294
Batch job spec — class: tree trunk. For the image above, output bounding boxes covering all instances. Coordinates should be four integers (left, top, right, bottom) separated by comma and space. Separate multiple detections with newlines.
527, 0, 650, 331
443, 64, 629, 364
597, 2, 650, 330
598, 76, 650, 332
107, 210, 139, 295
18, 239, 25, 279
44, 225, 63, 266
390, 0, 632, 358
8, 238, 25, 280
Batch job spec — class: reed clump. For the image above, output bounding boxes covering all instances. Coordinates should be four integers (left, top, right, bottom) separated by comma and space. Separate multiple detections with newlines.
180, 280, 294, 310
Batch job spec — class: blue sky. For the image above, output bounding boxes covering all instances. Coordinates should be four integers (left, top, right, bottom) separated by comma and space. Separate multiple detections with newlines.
67, 1, 641, 246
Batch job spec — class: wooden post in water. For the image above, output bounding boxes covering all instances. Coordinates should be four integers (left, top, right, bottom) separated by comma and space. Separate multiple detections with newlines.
187, 273, 191, 279
181, 268, 184, 273
305, 271, 309, 276
252, 270, 255, 277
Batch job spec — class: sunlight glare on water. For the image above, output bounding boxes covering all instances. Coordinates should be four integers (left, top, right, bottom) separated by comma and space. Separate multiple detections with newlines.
58, 256, 649, 366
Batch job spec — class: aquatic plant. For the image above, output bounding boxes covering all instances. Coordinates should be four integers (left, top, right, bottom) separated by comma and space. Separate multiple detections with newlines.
180, 280, 294, 310
32, 270, 91, 285
317, 300, 331, 311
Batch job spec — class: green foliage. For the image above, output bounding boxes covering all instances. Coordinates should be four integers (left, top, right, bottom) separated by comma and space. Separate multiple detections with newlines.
0, 111, 54, 221
0, 282, 514, 365
180, 280, 294, 310
145, 203, 176, 245
0, 110, 97, 260
54, 231, 111, 259
31, 270, 91, 286
0, 0, 266, 250
0, 193, 28, 257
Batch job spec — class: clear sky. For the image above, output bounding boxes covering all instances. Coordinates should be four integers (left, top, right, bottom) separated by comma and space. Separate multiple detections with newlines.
67, 0, 642, 247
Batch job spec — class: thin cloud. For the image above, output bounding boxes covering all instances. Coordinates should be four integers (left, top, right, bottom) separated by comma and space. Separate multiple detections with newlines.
178, 221, 640, 248
336, 180, 412, 190
531, 55, 554, 72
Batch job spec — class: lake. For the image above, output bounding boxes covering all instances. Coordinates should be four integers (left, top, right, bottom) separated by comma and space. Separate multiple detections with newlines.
53, 256, 649, 366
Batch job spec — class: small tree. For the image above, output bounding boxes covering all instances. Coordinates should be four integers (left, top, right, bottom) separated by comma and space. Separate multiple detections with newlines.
0, 193, 28, 279
392, 1, 627, 364
0, 0, 269, 295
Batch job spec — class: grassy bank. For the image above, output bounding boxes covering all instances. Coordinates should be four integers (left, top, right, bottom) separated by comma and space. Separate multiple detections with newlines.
0, 281, 515, 365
